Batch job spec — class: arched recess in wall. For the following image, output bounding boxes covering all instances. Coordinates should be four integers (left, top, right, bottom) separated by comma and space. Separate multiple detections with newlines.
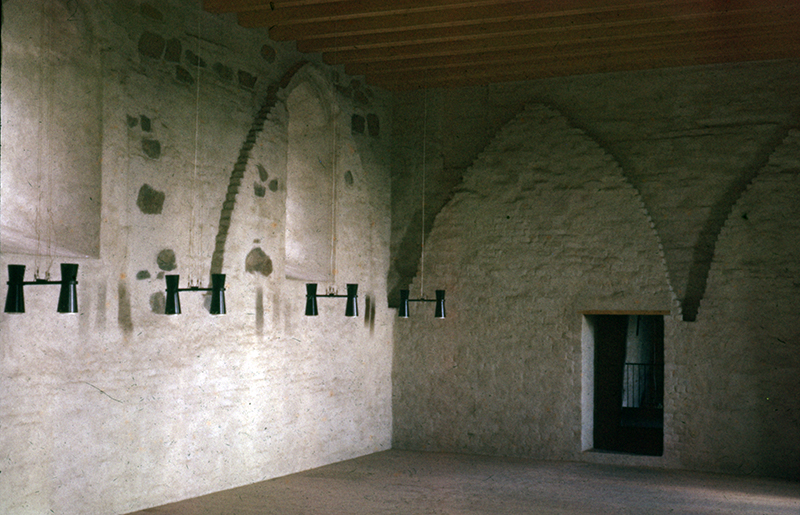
0, 0, 102, 258
392, 103, 674, 458
284, 67, 335, 281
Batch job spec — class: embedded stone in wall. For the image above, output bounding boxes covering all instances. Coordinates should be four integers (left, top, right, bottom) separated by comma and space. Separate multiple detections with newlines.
157, 249, 177, 271
254, 182, 266, 197
367, 114, 380, 137
142, 138, 161, 159
352, 114, 365, 134
214, 62, 233, 82
140, 3, 163, 21
126, 115, 138, 128
185, 50, 206, 68
137, 184, 165, 214
245, 247, 273, 276
136, 270, 151, 280
175, 65, 194, 84
354, 90, 369, 106
257, 164, 268, 182
268, 179, 278, 192
261, 44, 276, 63
165, 39, 182, 62
344, 170, 354, 186
140, 115, 152, 132
238, 70, 257, 89
138, 31, 165, 59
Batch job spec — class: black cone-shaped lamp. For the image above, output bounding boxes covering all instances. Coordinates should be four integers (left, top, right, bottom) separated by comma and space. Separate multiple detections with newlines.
398, 289, 410, 318
434, 289, 446, 319
209, 273, 226, 315
305, 283, 319, 316
345, 283, 358, 317
4, 264, 27, 313
165, 275, 182, 315
57, 263, 79, 313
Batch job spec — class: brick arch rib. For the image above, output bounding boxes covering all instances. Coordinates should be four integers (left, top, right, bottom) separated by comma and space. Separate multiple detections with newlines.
209, 60, 308, 276
682, 126, 792, 321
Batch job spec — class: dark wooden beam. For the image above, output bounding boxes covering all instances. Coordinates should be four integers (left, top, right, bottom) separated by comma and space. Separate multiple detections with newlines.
305, 6, 796, 58
318, 8, 798, 66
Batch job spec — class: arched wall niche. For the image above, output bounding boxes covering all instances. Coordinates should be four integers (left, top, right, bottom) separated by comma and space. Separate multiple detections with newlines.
284, 65, 336, 281
1, 0, 102, 258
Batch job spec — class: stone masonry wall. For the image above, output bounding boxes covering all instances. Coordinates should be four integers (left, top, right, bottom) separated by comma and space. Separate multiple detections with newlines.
392, 64, 800, 480
669, 131, 800, 477
0, 1, 393, 514
393, 103, 674, 460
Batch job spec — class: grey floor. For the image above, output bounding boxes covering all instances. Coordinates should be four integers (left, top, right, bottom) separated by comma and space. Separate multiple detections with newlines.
127, 450, 800, 514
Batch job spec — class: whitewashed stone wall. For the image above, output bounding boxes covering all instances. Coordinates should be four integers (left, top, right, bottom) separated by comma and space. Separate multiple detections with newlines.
393, 104, 674, 460
0, 1, 393, 514
392, 83, 800, 480
669, 131, 800, 477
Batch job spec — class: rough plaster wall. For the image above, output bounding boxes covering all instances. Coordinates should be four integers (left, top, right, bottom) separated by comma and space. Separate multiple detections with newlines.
392, 67, 800, 479
393, 104, 673, 461
0, 0, 102, 257
669, 131, 800, 479
0, 1, 392, 514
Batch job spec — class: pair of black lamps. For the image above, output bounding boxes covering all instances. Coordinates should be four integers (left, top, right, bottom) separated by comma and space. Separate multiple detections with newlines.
164, 274, 226, 315
305, 283, 359, 317
305, 284, 446, 319
398, 289, 446, 319
4, 263, 79, 313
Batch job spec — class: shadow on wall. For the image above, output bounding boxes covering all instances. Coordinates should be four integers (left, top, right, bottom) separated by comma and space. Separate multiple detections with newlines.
680, 126, 793, 321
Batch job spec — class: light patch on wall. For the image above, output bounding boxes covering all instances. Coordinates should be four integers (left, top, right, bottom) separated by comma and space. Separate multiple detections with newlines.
285, 78, 334, 281
0, 0, 102, 257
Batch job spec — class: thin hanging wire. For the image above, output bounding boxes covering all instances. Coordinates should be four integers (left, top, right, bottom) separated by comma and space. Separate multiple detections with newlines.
35, 2, 53, 280
189, 15, 202, 287
329, 25, 339, 287
419, 88, 428, 298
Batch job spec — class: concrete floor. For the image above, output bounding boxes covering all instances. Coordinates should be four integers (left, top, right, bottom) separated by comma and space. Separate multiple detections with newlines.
127, 450, 800, 515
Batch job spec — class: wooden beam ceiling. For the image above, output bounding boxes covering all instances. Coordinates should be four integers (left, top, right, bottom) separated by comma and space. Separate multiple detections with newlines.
203, 0, 800, 90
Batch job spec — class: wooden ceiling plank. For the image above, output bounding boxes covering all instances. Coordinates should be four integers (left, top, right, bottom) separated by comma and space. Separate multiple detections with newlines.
318, 9, 799, 66
300, 7, 797, 55
264, 0, 660, 39
261, 2, 544, 36
349, 25, 799, 75
370, 43, 799, 90
237, 0, 537, 28
205, 0, 345, 15
354, 24, 800, 76
262, 0, 787, 41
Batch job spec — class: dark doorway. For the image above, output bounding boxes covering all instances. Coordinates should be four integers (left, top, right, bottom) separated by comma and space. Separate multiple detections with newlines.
592, 314, 664, 456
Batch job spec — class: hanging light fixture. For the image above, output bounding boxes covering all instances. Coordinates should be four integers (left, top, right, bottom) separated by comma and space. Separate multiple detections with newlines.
159, 16, 228, 317
301, 33, 361, 320
4, 263, 79, 314
164, 273, 226, 315
398, 88, 446, 319
305, 283, 358, 317
398, 288, 445, 319
4, 16, 80, 316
